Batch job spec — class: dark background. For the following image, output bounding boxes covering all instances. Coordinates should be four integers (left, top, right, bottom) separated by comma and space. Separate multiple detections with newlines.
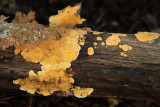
1, 0, 160, 33
0, 0, 160, 106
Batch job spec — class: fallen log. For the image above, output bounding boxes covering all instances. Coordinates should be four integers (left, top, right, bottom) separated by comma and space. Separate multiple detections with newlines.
0, 32, 160, 104
0, 4, 160, 104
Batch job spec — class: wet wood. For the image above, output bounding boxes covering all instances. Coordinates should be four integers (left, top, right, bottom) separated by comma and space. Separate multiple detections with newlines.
0, 33, 160, 104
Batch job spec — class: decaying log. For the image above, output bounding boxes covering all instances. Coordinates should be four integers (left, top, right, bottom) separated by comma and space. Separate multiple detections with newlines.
0, 32, 160, 104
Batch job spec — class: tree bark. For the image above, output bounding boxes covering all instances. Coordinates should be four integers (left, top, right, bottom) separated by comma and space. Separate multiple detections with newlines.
0, 33, 160, 104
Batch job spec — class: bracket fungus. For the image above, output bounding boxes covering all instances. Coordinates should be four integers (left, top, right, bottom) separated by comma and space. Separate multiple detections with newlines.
96, 36, 102, 41
106, 35, 120, 46
87, 47, 94, 55
0, 4, 94, 97
119, 45, 132, 57
119, 45, 132, 52
1, 3, 159, 99
93, 42, 98, 46
101, 42, 105, 46
72, 86, 94, 98
135, 32, 159, 42
105, 33, 127, 46
49, 3, 86, 27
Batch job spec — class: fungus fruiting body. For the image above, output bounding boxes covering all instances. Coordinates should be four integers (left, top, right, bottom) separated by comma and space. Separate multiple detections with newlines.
104, 33, 133, 57
105, 33, 127, 46
0, 4, 94, 97
3, 3, 159, 98
119, 45, 132, 51
119, 45, 132, 57
93, 42, 97, 46
72, 86, 94, 98
92, 31, 103, 35
49, 4, 86, 27
111, 33, 127, 37
13, 28, 87, 95
106, 35, 120, 46
135, 32, 159, 42
120, 52, 128, 57
96, 36, 102, 41
101, 42, 105, 46
88, 47, 94, 55
79, 36, 86, 46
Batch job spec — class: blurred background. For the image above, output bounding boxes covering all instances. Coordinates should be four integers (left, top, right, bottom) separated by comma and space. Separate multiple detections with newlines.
0, 0, 160, 107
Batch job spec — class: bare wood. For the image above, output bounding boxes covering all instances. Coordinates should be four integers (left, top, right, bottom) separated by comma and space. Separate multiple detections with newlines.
0, 33, 160, 104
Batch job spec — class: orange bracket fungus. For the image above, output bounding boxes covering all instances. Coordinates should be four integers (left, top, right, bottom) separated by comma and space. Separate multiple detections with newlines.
96, 36, 102, 41
111, 33, 127, 37
105, 33, 127, 46
101, 42, 105, 46
93, 42, 98, 46
49, 3, 86, 27
135, 32, 159, 42
72, 86, 94, 98
119, 44, 132, 57
106, 35, 120, 46
87, 47, 94, 55
1, 3, 160, 98
0, 4, 93, 97
119, 45, 132, 51
92, 31, 103, 35
120, 52, 128, 57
